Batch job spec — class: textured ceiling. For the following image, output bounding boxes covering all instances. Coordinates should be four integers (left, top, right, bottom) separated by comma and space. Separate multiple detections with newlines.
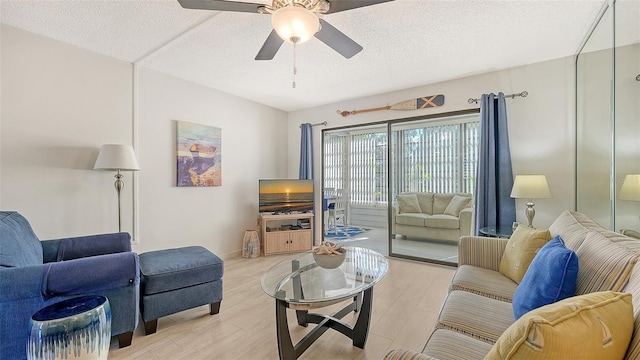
0, 0, 607, 111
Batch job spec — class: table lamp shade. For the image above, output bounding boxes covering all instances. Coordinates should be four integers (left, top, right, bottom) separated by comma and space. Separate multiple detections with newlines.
94, 144, 140, 171
620, 174, 640, 201
510, 175, 551, 199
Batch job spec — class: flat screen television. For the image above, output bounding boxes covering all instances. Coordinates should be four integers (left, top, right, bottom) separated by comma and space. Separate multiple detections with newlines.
259, 179, 314, 214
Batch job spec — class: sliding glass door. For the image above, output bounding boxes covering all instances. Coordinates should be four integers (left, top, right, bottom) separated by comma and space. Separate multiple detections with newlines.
321, 110, 479, 264
389, 113, 479, 264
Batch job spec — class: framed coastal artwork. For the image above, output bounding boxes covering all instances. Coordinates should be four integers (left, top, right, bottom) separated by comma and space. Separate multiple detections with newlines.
176, 120, 222, 187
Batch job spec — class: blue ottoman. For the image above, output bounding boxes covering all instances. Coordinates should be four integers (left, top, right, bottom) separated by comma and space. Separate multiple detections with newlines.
139, 246, 223, 334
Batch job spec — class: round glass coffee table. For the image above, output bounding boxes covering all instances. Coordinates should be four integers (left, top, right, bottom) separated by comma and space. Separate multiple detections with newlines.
261, 246, 388, 360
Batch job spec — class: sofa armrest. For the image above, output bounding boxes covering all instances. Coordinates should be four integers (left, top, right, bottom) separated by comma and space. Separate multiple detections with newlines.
391, 204, 400, 234
0, 266, 44, 301
42, 252, 139, 300
458, 208, 473, 236
458, 235, 508, 271
0, 252, 138, 301
42, 232, 132, 261
384, 349, 439, 360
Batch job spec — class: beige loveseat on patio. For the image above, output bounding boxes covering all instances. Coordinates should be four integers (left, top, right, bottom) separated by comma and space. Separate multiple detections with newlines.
391, 192, 473, 242
384, 210, 640, 360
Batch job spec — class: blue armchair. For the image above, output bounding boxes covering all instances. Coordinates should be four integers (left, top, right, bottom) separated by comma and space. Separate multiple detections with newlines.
0, 211, 140, 360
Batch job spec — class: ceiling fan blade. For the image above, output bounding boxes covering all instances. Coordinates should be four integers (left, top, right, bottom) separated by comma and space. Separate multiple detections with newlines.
255, 30, 285, 60
314, 19, 363, 59
177, 0, 263, 13
324, 0, 394, 14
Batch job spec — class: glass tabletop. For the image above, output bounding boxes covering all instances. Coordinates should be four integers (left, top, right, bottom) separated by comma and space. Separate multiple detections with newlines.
261, 246, 388, 305
479, 226, 514, 238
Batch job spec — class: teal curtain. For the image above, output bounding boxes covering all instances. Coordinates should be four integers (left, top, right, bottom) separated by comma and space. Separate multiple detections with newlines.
474, 93, 516, 234
299, 123, 313, 179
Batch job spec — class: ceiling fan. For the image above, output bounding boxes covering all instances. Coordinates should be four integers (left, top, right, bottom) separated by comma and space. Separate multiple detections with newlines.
177, 0, 394, 60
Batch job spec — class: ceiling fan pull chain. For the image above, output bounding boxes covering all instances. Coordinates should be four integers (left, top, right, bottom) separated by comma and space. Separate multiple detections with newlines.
292, 41, 297, 88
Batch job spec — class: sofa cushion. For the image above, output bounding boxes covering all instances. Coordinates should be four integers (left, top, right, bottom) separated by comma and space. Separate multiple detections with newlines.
395, 213, 427, 227
450, 265, 517, 302
512, 236, 579, 319
618, 264, 640, 360
549, 210, 602, 251
397, 194, 422, 213
423, 329, 494, 360
457, 236, 509, 271
433, 194, 456, 214
0, 211, 43, 268
425, 215, 460, 229
499, 225, 551, 284
574, 232, 639, 295
485, 292, 633, 360
415, 193, 434, 215
444, 195, 471, 216
437, 290, 514, 344
416, 192, 433, 215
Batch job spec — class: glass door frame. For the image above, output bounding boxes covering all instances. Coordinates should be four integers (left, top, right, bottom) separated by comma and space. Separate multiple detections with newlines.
321, 108, 479, 265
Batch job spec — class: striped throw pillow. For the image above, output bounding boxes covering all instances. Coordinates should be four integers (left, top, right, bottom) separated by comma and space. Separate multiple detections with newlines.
574, 232, 639, 295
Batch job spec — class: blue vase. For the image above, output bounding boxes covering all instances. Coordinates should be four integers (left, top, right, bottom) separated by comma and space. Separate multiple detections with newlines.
27, 295, 111, 360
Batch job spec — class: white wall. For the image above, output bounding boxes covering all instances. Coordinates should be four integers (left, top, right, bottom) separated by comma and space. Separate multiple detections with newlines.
288, 56, 577, 237
1, 25, 289, 258
135, 67, 288, 255
1, 25, 135, 238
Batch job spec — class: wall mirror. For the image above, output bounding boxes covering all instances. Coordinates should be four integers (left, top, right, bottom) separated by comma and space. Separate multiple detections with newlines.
576, 0, 640, 234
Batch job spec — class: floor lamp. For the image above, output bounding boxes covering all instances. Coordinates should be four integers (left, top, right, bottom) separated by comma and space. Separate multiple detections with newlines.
94, 144, 140, 232
510, 175, 551, 228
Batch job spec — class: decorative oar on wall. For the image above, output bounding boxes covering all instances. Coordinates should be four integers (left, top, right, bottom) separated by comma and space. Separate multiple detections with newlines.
337, 94, 444, 117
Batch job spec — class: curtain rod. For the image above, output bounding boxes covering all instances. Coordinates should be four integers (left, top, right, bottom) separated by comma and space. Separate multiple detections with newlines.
300, 121, 327, 128
468, 91, 528, 104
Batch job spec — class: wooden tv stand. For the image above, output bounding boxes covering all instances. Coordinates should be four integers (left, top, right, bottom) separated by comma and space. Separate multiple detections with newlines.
259, 213, 314, 256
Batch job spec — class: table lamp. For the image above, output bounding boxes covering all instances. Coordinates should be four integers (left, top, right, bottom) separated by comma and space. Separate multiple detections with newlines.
94, 144, 140, 232
510, 175, 551, 228
619, 174, 640, 202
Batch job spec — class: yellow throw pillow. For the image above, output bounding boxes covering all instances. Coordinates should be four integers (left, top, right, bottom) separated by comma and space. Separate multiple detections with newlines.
485, 291, 634, 360
499, 225, 551, 283
397, 194, 422, 213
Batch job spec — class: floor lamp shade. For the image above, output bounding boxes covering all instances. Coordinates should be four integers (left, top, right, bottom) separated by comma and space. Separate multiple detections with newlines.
94, 144, 140, 171
94, 144, 140, 232
510, 175, 551, 227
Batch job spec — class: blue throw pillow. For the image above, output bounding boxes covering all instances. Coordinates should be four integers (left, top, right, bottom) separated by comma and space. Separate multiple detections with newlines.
512, 235, 579, 319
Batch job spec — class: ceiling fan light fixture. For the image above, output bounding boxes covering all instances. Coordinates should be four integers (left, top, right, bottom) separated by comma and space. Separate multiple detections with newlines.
271, 5, 319, 44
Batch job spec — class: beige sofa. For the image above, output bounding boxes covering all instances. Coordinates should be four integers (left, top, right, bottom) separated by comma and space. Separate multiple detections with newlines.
385, 210, 640, 359
392, 192, 473, 242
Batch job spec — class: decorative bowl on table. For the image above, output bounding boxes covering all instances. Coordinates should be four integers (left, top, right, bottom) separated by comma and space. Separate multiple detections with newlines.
312, 242, 346, 269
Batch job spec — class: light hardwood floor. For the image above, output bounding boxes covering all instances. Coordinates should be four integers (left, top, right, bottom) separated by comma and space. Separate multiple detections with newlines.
109, 253, 455, 360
